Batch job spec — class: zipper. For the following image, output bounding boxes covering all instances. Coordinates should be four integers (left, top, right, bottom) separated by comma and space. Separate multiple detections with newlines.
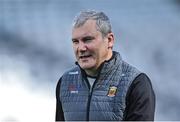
78, 63, 102, 121
82, 75, 91, 121
86, 78, 99, 121
86, 91, 91, 120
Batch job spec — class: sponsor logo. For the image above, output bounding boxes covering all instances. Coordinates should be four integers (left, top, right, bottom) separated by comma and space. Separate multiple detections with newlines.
68, 84, 78, 94
69, 71, 78, 75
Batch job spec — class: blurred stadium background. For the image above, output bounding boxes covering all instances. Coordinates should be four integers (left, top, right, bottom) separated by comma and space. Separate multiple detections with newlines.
0, 0, 180, 121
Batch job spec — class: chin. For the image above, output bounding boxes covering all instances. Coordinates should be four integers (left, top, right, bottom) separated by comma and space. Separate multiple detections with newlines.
79, 64, 94, 70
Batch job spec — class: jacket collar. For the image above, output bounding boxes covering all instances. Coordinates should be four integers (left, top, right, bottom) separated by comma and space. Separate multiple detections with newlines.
75, 51, 122, 79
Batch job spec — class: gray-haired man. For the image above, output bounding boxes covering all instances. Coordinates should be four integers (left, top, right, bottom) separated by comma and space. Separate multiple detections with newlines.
55, 10, 155, 121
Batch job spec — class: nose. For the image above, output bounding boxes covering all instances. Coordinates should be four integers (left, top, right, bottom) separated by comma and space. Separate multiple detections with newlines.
78, 41, 87, 51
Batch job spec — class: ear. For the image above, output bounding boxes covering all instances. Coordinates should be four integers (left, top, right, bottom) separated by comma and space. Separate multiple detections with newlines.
107, 32, 114, 49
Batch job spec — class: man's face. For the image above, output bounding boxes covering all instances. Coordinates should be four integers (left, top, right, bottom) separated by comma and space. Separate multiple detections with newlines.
72, 20, 113, 72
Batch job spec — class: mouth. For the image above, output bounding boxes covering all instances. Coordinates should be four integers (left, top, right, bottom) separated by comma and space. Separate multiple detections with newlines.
79, 54, 92, 59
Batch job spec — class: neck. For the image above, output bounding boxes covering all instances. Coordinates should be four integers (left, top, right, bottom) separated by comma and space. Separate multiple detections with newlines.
85, 68, 99, 77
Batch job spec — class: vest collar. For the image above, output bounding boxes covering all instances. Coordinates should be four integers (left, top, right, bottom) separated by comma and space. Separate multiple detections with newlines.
75, 51, 122, 79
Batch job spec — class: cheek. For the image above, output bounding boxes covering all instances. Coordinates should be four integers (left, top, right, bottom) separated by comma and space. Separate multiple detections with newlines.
73, 49, 78, 59
96, 45, 108, 58
73, 46, 77, 53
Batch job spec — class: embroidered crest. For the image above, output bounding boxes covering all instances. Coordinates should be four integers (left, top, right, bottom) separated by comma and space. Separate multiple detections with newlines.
107, 86, 117, 97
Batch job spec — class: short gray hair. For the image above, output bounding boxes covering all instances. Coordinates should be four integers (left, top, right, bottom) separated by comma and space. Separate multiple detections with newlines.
72, 10, 112, 37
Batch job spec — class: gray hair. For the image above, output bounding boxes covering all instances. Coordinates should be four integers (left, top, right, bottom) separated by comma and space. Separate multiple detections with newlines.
72, 10, 112, 38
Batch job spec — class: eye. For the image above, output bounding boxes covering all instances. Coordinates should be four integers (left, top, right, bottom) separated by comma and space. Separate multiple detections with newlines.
83, 36, 94, 43
72, 39, 79, 44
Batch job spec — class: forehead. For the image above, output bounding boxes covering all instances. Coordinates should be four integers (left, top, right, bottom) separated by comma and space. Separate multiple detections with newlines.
72, 20, 99, 39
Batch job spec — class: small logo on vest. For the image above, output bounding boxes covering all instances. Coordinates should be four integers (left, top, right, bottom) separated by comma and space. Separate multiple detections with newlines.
107, 86, 117, 97
69, 71, 78, 75
68, 84, 78, 94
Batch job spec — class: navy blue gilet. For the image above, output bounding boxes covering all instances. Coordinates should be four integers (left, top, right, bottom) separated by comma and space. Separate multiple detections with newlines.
58, 51, 141, 121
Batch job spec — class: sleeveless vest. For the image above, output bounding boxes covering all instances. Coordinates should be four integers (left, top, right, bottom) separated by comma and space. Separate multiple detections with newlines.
58, 51, 141, 121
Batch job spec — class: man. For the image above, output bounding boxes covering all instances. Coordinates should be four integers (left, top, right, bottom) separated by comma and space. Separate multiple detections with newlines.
56, 10, 155, 121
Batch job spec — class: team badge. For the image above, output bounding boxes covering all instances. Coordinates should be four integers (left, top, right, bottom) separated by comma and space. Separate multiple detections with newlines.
107, 86, 117, 97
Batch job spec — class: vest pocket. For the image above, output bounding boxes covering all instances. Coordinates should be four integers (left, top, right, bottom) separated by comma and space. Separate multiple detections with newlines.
92, 90, 115, 100
60, 90, 89, 113
90, 90, 115, 112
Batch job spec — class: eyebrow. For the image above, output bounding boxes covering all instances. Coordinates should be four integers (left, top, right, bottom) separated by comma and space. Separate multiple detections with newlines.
72, 35, 95, 42
82, 36, 95, 40
72, 38, 78, 41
